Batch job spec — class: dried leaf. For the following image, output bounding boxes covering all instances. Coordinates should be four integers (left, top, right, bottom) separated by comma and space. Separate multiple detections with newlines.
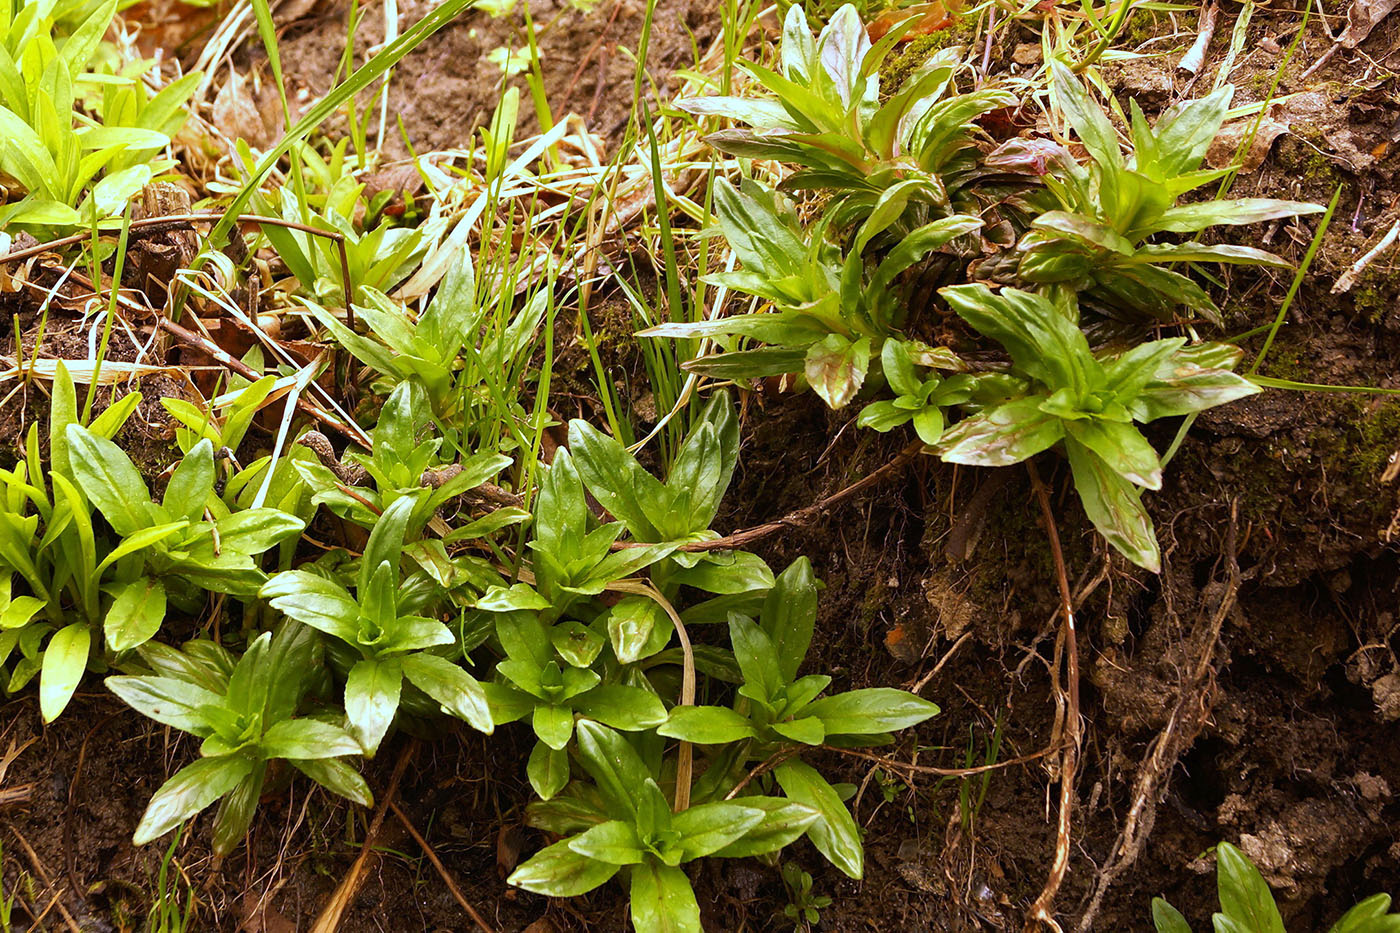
1206, 115, 1290, 172
213, 69, 274, 149
1340, 0, 1399, 47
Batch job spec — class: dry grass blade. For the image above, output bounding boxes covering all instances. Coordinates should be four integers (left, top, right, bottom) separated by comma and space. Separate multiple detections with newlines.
310, 740, 417, 933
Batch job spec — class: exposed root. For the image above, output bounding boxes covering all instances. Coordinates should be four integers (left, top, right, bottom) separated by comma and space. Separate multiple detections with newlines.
1024, 459, 1081, 933
1075, 502, 1244, 930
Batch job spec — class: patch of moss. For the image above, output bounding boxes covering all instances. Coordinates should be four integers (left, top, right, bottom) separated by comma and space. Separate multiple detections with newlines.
1259, 341, 1400, 526
1352, 266, 1397, 324
1116, 10, 1163, 48
1322, 397, 1400, 498
880, 17, 978, 96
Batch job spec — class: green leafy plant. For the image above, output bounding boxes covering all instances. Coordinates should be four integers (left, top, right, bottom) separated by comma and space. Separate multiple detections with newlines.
780, 861, 831, 930
481, 606, 667, 797
0, 0, 196, 228
659, 559, 939, 879
857, 339, 975, 444
0, 365, 302, 721
247, 155, 433, 306
508, 721, 820, 933
1152, 841, 1400, 933
932, 284, 1259, 571
1014, 61, 1322, 322
679, 5, 1016, 234
292, 380, 514, 537
161, 373, 316, 525
106, 625, 371, 854
641, 179, 979, 408
260, 492, 494, 756
306, 253, 550, 422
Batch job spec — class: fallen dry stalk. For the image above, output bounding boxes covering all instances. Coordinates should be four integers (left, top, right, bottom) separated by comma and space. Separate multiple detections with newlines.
1333, 218, 1400, 294
389, 801, 498, 933
311, 740, 417, 933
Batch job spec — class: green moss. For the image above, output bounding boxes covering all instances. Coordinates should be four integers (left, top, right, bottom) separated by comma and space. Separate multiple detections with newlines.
1259, 340, 1400, 526
1116, 10, 1163, 48
880, 17, 978, 96
1351, 266, 1396, 324
1325, 397, 1400, 492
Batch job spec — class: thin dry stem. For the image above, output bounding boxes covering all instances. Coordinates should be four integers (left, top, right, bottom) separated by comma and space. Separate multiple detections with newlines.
311, 740, 417, 933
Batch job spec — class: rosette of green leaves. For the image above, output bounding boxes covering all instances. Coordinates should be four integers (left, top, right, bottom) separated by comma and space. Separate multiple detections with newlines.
934, 284, 1260, 571
657, 560, 938, 879
641, 180, 980, 408
0, 365, 303, 721
480, 608, 667, 799
0, 0, 195, 229
509, 721, 820, 933
679, 5, 1015, 235
857, 340, 974, 444
1017, 61, 1323, 323
473, 447, 682, 627
247, 162, 431, 307
106, 625, 371, 855
261, 492, 494, 756
294, 381, 517, 538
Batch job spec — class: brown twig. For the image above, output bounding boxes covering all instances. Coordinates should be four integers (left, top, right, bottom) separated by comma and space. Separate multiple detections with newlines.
610, 582, 696, 810
4, 824, 82, 933
1076, 503, 1242, 931
388, 801, 497, 933
722, 747, 805, 801
614, 441, 926, 553
1024, 459, 1081, 933
826, 743, 1061, 779
310, 740, 417, 933
155, 317, 369, 448
0, 211, 358, 329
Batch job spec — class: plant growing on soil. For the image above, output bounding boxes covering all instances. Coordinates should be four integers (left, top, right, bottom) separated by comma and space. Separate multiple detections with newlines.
292, 380, 513, 535
0, 364, 302, 720
106, 625, 371, 854
934, 284, 1259, 570
780, 861, 831, 929
245, 153, 433, 305
1016, 62, 1323, 322
641, 178, 979, 408
1152, 842, 1400, 932
510, 722, 821, 933
857, 339, 975, 444
2, 0, 1374, 925
260, 493, 495, 756
0, 0, 196, 229
658, 559, 939, 879
679, 5, 1016, 234
664, 21, 1324, 575
306, 253, 551, 421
